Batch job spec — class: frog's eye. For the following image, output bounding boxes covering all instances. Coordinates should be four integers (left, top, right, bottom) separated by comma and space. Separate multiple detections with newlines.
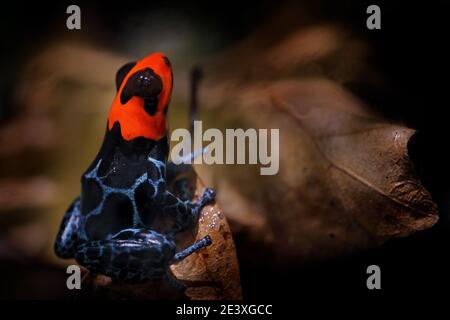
115, 61, 136, 91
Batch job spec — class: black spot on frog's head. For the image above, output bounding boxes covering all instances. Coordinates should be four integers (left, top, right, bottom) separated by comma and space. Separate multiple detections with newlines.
119, 68, 163, 116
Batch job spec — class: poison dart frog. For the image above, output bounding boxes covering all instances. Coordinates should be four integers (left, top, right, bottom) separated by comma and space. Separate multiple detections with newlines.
54, 53, 215, 287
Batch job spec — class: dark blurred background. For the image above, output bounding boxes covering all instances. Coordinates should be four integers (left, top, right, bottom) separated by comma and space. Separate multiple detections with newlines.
0, 0, 449, 299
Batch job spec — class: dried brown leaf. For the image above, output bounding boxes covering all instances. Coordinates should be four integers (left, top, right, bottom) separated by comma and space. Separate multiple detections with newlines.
201, 78, 438, 263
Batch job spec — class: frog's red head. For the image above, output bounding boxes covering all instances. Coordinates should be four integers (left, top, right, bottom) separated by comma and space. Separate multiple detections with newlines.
108, 53, 173, 141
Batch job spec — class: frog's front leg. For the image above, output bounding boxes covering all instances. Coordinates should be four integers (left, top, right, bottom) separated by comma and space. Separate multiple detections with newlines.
155, 188, 215, 236
171, 235, 212, 263
54, 197, 83, 259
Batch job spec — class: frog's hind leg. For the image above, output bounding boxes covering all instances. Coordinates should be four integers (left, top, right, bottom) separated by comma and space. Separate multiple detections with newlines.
74, 229, 174, 282
54, 197, 83, 259
75, 240, 135, 281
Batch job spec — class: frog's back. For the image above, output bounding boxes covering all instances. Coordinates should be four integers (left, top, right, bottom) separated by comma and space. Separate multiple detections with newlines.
78, 123, 167, 241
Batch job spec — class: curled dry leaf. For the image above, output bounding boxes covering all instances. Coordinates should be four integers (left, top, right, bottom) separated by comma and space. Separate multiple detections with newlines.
269, 80, 438, 235
201, 78, 438, 264
80, 178, 242, 300
195, 6, 439, 266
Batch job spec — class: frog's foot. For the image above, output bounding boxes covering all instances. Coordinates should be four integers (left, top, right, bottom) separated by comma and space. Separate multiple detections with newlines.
194, 187, 216, 209
171, 235, 212, 264
188, 187, 215, 222
74, 229, 175, 282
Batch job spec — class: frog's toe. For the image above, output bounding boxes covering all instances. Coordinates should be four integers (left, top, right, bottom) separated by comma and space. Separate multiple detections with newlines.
201, 187, 216, 204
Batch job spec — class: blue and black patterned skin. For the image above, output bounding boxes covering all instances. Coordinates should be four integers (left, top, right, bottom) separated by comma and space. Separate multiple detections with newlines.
54, 53, 215, 287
